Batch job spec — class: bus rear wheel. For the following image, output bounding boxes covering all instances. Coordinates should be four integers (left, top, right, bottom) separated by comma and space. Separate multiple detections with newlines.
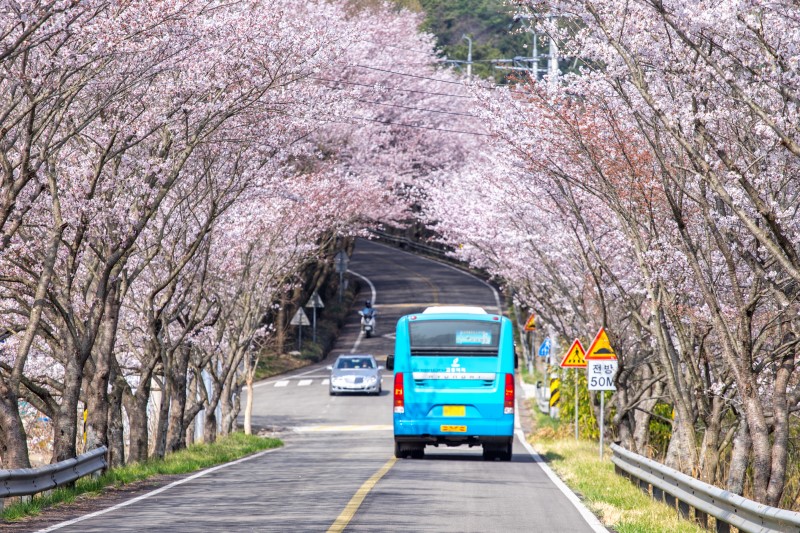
499, 442, 512, 461
483, 442, 512, 461
395, 442, 424, 459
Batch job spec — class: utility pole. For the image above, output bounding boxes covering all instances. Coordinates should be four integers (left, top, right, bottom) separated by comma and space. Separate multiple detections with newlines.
548, 15, 559, 89
492, 12, 560, 84
462, 34, 473, 81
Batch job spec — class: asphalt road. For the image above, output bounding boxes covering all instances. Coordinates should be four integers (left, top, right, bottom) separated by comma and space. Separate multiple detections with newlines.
38, 239, 605, 533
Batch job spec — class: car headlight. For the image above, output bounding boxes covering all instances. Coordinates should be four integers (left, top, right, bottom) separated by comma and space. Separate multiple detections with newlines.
365, 376, 377, 384
331, 376, 345, 384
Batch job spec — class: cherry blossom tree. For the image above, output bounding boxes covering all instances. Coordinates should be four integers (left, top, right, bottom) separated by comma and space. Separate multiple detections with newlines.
420, 0, 800, 506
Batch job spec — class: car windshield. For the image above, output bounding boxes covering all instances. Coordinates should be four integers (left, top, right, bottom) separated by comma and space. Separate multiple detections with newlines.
336, 357, 375, 369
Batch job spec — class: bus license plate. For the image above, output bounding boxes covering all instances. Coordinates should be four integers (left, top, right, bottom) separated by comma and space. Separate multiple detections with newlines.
440, 425, 467, 432
443, 405, 465, 417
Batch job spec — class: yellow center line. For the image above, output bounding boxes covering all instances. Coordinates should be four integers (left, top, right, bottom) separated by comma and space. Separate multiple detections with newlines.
327, 457, 397, 532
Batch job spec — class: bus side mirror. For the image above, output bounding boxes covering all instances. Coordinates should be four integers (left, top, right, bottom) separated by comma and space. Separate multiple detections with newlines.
514, 350, 519, 369
386, 355, 394, 371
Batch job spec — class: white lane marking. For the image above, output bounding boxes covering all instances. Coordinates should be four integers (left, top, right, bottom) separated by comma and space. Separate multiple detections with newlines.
516, 427, 608, 532
298, 379, 312, 387
254, 365, 331, 389
347, 269, 376, 355
274, 380, 289, 387
366, 239, 502, 314
322, 379, 330, 385
37, 447, 283, 532
294, 425, 392, 433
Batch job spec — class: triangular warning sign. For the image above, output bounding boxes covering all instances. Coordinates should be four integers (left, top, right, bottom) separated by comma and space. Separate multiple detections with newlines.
524, 313, 536, 331
585, 327, 617, 360
560, 339, 587, 368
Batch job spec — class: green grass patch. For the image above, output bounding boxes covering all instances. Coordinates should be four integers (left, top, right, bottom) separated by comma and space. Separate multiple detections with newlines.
528, 424, 705, 533
2, 432, 282, 522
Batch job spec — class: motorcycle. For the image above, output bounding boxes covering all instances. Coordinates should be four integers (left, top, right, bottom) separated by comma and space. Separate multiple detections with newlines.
359, 309, 376, 338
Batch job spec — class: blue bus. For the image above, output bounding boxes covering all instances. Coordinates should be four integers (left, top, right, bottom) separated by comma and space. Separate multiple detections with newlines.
386, 306, 516, 460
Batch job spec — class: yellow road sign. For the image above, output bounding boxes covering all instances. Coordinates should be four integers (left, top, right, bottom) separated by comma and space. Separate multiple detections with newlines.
524, 313, 536, 331
560, 339, 587, 368
585, 327, 617, 360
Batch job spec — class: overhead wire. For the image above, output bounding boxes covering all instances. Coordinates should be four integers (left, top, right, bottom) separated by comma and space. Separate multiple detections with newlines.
291, 112, 492, 137
354, 64, 465, 86
355, 99, 479, 118
310, 76, 476, 99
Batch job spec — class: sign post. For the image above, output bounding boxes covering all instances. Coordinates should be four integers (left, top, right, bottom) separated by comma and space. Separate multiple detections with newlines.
585, 327, 617, 458
334, 251, 349, 303
305, 291, 325, 343
559, 339, 587, 440
524, 313, 536, 374
290, 308, 311, 351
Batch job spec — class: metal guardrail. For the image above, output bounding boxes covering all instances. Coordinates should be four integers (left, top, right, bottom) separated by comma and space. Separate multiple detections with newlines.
369, 230, 451, 260
534, 382, 551, 414
611, 443, 800, 532
0, 446, 107, 511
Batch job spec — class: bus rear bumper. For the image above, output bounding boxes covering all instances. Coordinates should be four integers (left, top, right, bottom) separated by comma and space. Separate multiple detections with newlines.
394, 418, 513, 446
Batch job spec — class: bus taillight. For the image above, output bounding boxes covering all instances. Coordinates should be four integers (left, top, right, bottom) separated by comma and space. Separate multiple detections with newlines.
504, 373, 514, 414
394, 372, 405, 414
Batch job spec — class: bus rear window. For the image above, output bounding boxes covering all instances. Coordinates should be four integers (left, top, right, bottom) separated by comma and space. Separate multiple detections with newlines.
409, 320, 500, 355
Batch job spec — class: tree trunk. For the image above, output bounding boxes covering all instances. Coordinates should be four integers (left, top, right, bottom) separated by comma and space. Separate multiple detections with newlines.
765, 344, 794, 506
699, 397, 724, 483
52, 356, 83, 462
220, 376, 236, 436
741, 382, 771, 503
611, 382, 636, 451
152, 375, 169, 459
664, 408, 696, 474
85, 289, 121, 452
203, 407, 217, 444
165, 345, 190, 453
107, 360, 126, 468
727, 418, 750, 495
0, 377, 31, 468
126, 378, 152, 463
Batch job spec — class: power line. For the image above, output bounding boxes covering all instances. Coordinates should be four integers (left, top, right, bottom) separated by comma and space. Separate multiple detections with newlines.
346, 66, 535, 96
353, 115, 491, 136
356, 40, 439, 57
354, 64, 465, 86
310, 76, 476, 100
355, 99, 479, 118
295, 112, 492, 137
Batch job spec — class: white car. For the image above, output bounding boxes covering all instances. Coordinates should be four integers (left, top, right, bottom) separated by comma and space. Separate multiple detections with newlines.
328, 354, 383, 395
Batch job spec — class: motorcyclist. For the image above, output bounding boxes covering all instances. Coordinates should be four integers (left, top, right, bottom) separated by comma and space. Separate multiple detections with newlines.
361, 300, 375, 319
360, 301, 376, 335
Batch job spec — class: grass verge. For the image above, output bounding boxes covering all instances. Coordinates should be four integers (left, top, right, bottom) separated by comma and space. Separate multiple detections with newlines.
527, 407, 705, 533
2, 432, 282, 522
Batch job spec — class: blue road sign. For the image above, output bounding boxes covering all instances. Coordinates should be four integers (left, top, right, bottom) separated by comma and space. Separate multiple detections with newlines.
538, 337, 552, 357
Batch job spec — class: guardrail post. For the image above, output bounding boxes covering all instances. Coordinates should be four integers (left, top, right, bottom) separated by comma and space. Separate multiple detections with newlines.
695, 509, 707, 528
638, 478, 650, 496
664, 492, 676, 509
714, 518, 730, 533
1, 497, 4, 513
677, 500, 690, 520
652, 485, 664, 502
